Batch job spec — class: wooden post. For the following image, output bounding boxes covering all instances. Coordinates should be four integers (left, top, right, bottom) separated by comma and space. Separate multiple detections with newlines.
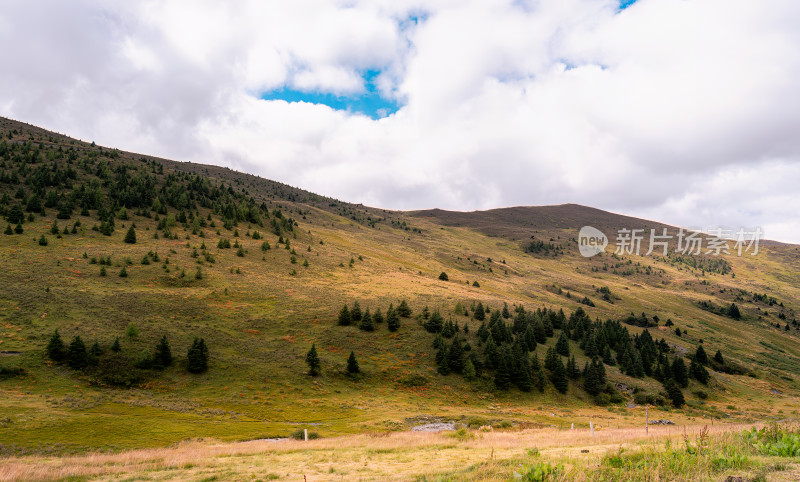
590, 421, 594, 437
646, 406, 649, 434
571, 422, 574, 430
304, 429, 308, 441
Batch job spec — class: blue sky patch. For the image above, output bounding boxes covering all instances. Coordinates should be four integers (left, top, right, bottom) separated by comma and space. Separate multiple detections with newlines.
261, 70, 400, 119
619, 0, 638, 9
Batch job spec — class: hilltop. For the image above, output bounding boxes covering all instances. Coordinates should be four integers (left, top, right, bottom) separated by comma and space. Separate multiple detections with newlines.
0, 116, 798, 456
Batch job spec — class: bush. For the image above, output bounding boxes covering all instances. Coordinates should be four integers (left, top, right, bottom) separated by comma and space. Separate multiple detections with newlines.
290, 429, 320, 440
438, 272, 449, 281
88, 353, 147, 388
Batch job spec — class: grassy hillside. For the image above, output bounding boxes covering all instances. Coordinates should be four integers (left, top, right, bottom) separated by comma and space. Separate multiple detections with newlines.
0, 117, 798, 457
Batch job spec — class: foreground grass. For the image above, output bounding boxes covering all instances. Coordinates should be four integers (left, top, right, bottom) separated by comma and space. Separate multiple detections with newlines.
2, 422, 798, 481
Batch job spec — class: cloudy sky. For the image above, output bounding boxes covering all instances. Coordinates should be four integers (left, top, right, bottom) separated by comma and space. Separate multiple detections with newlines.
2, 0, 799, 242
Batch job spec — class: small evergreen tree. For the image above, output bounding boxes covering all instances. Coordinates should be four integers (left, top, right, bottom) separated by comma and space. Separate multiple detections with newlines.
110, 337, 122, 352
126, 323, 138, 339
447, 337, 465, 373
124, 225, 137, 244
187, 338, 209, 373
531, 355, 546, 392
584, 357, 606, 396
67, 336, 89, 370
154, 335, 173, 368
46, 329, 66, 362
424, 310, 444, 333
346, 351, 360, 375
359, 309, 374, 331
473, 302, 485, 321
463, 358, 476, 381
671, 357, 689, 388
438, 271, 449, 281
690, 357, 710, 384
38, 234, 48, 246
726, 303, 741, 320
663, 378, 685, 408
494, 347, 512, 390
386, 307, 400, 332
4, 224, 12, 235
713, 349, 724, 364
337, 305, 352, 326
483, 333, 500, 369
88, 340, 102, 365
550, 355, 568, 394
555, 331, 570, 357
305, 343, 321, 376
567, 355, 580, 379
372, 308, 384, 324
397, 299, 412, 317
351, 301, 362, 322
695, 345, 708, 365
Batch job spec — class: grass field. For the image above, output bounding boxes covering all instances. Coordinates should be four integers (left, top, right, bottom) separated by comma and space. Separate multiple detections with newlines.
2, 422, 799, 481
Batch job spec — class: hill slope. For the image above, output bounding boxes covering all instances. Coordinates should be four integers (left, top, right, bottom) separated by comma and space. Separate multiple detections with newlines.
0, 117, 798, 454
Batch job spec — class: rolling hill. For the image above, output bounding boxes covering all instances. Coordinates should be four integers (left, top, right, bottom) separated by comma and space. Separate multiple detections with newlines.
0, 116, 798, 459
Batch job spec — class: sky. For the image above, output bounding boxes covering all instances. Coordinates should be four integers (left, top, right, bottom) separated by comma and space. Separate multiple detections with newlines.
1, 0, 799, 243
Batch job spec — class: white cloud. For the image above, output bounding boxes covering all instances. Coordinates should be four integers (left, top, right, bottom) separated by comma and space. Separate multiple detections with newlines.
0, 0, 799, 242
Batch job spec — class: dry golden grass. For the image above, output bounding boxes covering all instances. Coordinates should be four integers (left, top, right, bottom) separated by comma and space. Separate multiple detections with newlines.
0, 422, 762, 481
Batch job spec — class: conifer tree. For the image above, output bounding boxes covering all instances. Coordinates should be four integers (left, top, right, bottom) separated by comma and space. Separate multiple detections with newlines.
533, 318, 547, 344
305, 343, 321, 376
602, 345, 615, 366
630, 350, 645, 378
187, 338, 209, 373
549, 355, 568, 394
524, 323, 537, 351
3, 224, 11, 235
359, 308, 374, 331
663, 378, 685, 408
462, 358, 476, 381
436, 344, 450, 375
346, 351, 360, 375
502, 303, 511, 319
110, 337, 122, 352
555, 331, 570, 357
350, 301, 362, 322
372, 308, 384, 324
46, 329, 66, 362
695, 344, 708, 365
531, 355, 546, 392
473, 302, 485, 321
338, 305, 352, 326
424, 310, 444, 333
690, 357, 710, 384
154, 335, 173, 368
544, 346, 559, 372
124, 225, 136, 244
671, 357, 689, 388
713, 349, 724, 364
584, 357, 606, 396
494, 346, 512, 390
397, 299, 412, 317
386, 306, 400, 332
448, 337, 465, 373
88, 340, 102, 366
67, 336, 89, 370
483, 333, 500, 369
567, 355, 580, 379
